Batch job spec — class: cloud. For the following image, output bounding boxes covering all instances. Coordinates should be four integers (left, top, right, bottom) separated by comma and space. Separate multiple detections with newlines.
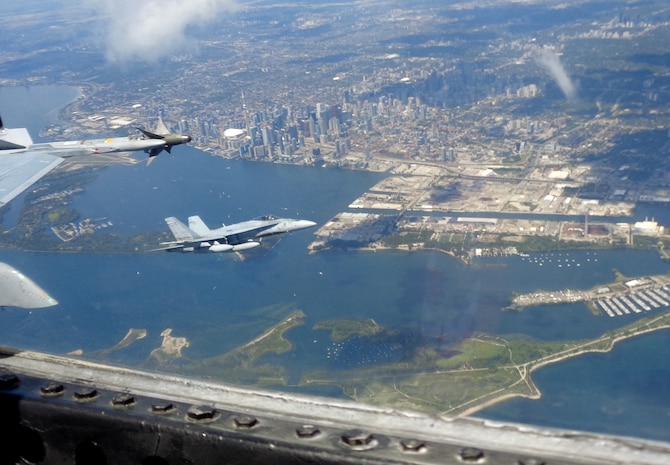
536, 52, 577, 100
85, 0, 238, 63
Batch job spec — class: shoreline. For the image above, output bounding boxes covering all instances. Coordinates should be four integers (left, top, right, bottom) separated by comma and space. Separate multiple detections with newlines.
456, 318, 670, 417
458, 392, 541, 418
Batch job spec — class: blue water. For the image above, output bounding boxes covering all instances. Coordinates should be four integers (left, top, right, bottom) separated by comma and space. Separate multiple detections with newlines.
68, 146, 378, 234
479, 331, 670, 442
0, 85, 81, 139
3, 85, 670, 442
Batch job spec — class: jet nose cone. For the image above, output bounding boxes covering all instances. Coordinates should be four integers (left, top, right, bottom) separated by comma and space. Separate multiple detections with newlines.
183, 135, 192, 143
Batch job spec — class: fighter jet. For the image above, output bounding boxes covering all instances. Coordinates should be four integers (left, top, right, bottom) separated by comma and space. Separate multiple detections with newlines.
136, 117, 192, 164
0, 116, 191, 207
161, 214, 317, 253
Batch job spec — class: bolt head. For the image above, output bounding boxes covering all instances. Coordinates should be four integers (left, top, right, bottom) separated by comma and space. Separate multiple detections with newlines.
296, 424, 321, 438
112, 393, 136, 407
341, 430, 376, 450
459, 447, 485, 462
234, 415, 258, 428
400, 439, 427, 453
187, 405, 217, 421
151, 402, 176, 414
73, 387, 99, 401
40, 382, 65, 396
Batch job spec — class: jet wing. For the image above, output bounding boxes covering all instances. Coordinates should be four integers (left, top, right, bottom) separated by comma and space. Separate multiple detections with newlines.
0, 151, 64, 207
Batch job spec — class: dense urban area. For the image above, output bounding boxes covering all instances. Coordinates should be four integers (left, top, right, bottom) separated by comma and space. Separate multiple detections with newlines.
4, 0, 670, 260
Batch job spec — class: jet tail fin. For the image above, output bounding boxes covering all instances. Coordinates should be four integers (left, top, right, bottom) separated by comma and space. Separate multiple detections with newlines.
165, 217, 200, 241
188, 216, 211, 236
0, 116, 33, 150
155, 117, 170, 135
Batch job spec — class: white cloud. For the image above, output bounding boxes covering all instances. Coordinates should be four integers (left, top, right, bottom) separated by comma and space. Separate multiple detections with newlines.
84, 0, 238, 63
536, 52, 577, 101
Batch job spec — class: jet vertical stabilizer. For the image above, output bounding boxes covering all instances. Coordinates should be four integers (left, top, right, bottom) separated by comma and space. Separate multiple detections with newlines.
188, 216, 211, 236
0, 116, 33, 150
155, 117, 170, 135
164, 217, 200, 242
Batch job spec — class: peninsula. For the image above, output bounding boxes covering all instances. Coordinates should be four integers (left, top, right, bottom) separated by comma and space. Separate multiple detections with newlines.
299, 311, 670, 416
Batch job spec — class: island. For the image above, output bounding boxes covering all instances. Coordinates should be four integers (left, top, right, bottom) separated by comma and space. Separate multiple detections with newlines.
166, 308, 307, 386
298, 312, 670, 416
75, 305, 670, 417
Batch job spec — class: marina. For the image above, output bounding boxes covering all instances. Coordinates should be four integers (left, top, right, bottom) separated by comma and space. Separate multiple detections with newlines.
592, 286, 670, 317
506, 253, 670, 318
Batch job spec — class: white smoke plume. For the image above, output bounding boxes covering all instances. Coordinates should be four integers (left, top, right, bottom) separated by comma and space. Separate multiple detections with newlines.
536, 52, 577, 100
85, 0, 238, 63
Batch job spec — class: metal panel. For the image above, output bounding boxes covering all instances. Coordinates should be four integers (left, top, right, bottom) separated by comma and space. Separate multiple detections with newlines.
1, 348, 669, 465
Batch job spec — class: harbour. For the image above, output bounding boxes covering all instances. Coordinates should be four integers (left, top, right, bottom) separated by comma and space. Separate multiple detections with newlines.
3, 85, 670, 442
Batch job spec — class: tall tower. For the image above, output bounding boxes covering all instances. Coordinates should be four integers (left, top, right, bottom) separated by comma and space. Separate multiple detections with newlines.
242, 91, 251, 142
584, 210, 590, 237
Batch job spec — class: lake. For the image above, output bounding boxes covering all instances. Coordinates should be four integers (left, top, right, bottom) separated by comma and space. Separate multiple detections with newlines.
2, 85, 670, 442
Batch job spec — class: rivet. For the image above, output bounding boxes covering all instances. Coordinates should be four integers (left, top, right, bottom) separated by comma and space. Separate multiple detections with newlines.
0, 371, 19, 390
40, 382, 65, 397
111, 393, 135, 407
341, 430, 377, 450
73, 387, 99, 401
187, 405, 217, 421
400, 439, 427, 453
459, 447, 485, 462
234, 415, 258, 428
296, 424, 321, 438
151, 402, 176, 414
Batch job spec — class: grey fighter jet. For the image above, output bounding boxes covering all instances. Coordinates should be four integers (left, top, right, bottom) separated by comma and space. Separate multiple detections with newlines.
161, 214, 317, 253
0, 116, 191, 207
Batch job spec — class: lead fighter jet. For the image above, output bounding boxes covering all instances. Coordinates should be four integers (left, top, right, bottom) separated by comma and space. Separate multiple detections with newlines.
0, 116, 191, 207
136, 117, 191, 164
161, 214, 317, 253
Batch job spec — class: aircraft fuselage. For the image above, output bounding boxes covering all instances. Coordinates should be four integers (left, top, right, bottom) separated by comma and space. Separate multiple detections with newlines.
26, 136, 166, 158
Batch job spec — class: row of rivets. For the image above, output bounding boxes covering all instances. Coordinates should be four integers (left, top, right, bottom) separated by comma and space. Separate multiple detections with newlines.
1, 373, 551, 464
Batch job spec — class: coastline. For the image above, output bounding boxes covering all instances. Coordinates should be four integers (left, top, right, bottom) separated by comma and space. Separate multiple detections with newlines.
458, 392, 541, 418
457, 316, 670, 417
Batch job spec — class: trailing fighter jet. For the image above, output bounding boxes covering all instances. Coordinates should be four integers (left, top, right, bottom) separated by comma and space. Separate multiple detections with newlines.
0, 116, 191, 207
136, 117, 192, 164
161, 214, 317, 253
